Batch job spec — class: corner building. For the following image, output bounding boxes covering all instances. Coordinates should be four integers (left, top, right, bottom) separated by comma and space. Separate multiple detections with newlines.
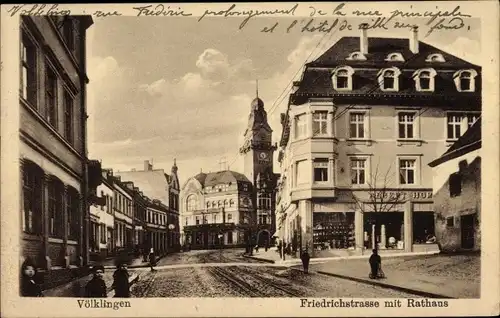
276, 26, 481, 256
19, 16, 94, 270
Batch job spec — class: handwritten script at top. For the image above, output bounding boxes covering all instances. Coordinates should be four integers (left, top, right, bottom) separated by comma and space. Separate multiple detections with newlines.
6, 3, 473, 37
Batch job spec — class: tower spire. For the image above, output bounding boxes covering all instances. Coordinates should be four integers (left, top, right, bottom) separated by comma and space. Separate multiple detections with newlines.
256, 79, 259, 98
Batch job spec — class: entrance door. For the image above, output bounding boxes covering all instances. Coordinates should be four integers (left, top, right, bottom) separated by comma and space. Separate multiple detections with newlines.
461, 214, 475, 249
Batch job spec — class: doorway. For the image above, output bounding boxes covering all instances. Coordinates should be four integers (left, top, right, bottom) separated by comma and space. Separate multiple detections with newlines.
461, 214, 475, 249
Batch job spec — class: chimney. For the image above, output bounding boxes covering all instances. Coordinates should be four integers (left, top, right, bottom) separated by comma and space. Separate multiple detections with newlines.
410, 26, 419, 54
360, 23, 369, 54
144, 160, 152, 171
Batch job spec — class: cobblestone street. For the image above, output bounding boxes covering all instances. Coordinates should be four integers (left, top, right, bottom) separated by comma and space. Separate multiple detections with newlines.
130, 249, 415, 297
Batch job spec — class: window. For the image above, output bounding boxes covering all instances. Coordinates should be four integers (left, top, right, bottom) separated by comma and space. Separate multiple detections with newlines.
446, 216, 454, 227
64, 91, 73, 143
66, 188, 79, 240
312, 111, 328, 136
20, 33, 37, 106
449, 173, 462, 197
100, 191, 105, 211
313, 158, 329, 182
258, 194, 271, 210
447, 114, 462, 140
203, 215, 208, 224
218, 201, 222, 208
467, 114, 479, 128
350, 159, 366, 185
45, 64, 58, 127
211, 202, 216, 208
63, 19, 74, 51
349, 113, 365, 139
100, 224, 106, 244
426, 54, 445, 62
48, 179, 64, 238
414, 69, 437, 92
258, 214, 268, 225
385, 53, 405, 62
229, 199, 235, 207
22, 163, 43, 234
295, 160, 310, 185
399, 159, 416, 185
336, 70, 348, 89
295, 114, 307, 139
379, 68, 401, 91
347, 51, 366, 61
398, 112, 415, 139
186, 195, 196, 211
454, 70, 478, 92
227, 232, 233, 244
227, 213, 232, 221
213, 214, 217, 223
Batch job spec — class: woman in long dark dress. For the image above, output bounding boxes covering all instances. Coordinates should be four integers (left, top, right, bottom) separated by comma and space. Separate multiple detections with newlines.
20, 258, 43, 297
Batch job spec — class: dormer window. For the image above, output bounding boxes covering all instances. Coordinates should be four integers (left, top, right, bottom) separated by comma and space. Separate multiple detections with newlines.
413, 68, 437, 92
346, 51, 366, 61
453, 69, 478, 92
385, 53, 405, 62
426, 53, 446, 62
332, 66, 354, 91
378, 67, 401, 91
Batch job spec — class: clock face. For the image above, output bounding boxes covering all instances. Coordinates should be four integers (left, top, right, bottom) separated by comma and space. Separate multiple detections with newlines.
259, 152, 268, 160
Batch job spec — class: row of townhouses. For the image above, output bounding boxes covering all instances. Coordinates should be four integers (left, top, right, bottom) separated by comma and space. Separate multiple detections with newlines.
89, 159, 181, 261
275, 25, 482, 257
18, 15, 181, 290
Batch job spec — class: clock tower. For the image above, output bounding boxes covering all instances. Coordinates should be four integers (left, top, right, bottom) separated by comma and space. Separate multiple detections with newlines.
239, 83, 277, 244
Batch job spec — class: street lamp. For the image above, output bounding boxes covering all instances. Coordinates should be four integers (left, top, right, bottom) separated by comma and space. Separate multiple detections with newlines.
218, 233, 223, 261
168, 223, 175, 253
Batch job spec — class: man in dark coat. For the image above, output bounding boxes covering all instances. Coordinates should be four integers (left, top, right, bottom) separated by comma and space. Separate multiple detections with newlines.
369, 249, 382, 279
112, 262, 130, 298
85, 265, 107, 297
300, 248, 311, 274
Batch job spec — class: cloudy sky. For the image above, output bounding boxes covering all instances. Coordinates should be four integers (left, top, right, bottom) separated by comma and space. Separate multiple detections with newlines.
86, 16, 481, 185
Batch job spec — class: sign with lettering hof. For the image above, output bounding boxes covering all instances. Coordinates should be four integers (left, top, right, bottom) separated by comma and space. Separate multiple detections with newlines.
369, 190, 433, 202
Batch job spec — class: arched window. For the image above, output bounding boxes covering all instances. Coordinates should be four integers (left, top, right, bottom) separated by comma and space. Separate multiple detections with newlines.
206, 201, 210, 209
212, 201, 216, 208
378, 67, 401, 91
426, 53, 445, 62
217, 201, 222, 207
385, 53, 405, 62
224, 199, 228, 206
47, 176, 64, 238
22, 160, 44, 235
229, 199, 235, 207
413, 68, 437, 92
332, 66, 354, 91
186, 195, 196, 212
346, 51, 366, 61
453, 69, 478, 92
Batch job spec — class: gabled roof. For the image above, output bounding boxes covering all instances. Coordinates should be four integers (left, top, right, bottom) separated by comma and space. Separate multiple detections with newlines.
429, 117, 481, 167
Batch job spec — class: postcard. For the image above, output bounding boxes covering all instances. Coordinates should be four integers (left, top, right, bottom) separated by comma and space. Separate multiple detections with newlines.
1, 1, 499, 317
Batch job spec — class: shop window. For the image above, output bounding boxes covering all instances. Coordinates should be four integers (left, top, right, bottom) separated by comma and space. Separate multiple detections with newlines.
312, 111, 328, 136
449, 173, 462, 197
313, 158, 329, 183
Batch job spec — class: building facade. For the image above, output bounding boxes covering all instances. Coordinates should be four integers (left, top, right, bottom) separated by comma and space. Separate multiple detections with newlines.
239, 95, 279, 246
89, 169, 115, 260
180, 170, 254, 249
276, 25, 481, 256
111, 176, 134, 253
19, 16, 94, 269
114, 160, 181, 252
429, 119, 481, 252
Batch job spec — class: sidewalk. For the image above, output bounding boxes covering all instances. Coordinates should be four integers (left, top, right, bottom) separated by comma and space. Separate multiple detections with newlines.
244, 247, 440, 266
43, 270, 140, 297
91, 254, 166, 269
297, 254, 480, 299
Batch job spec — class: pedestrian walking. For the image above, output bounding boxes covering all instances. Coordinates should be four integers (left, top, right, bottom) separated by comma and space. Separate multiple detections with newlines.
369, 249, 382, 279
85, 265, 107, 297
20, 258, 43, 297
300, 248, 311, 274
149, 248, 156, 271
112, 262, 130, 298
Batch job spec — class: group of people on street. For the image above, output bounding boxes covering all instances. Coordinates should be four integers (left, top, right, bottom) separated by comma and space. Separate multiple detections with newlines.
20, 257, 137, 298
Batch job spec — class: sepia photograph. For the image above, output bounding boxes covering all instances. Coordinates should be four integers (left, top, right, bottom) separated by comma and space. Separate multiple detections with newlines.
1, 1, 499, 317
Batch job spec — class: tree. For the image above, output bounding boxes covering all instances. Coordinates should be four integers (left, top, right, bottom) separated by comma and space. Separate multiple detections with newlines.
349, 160, 407, 252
